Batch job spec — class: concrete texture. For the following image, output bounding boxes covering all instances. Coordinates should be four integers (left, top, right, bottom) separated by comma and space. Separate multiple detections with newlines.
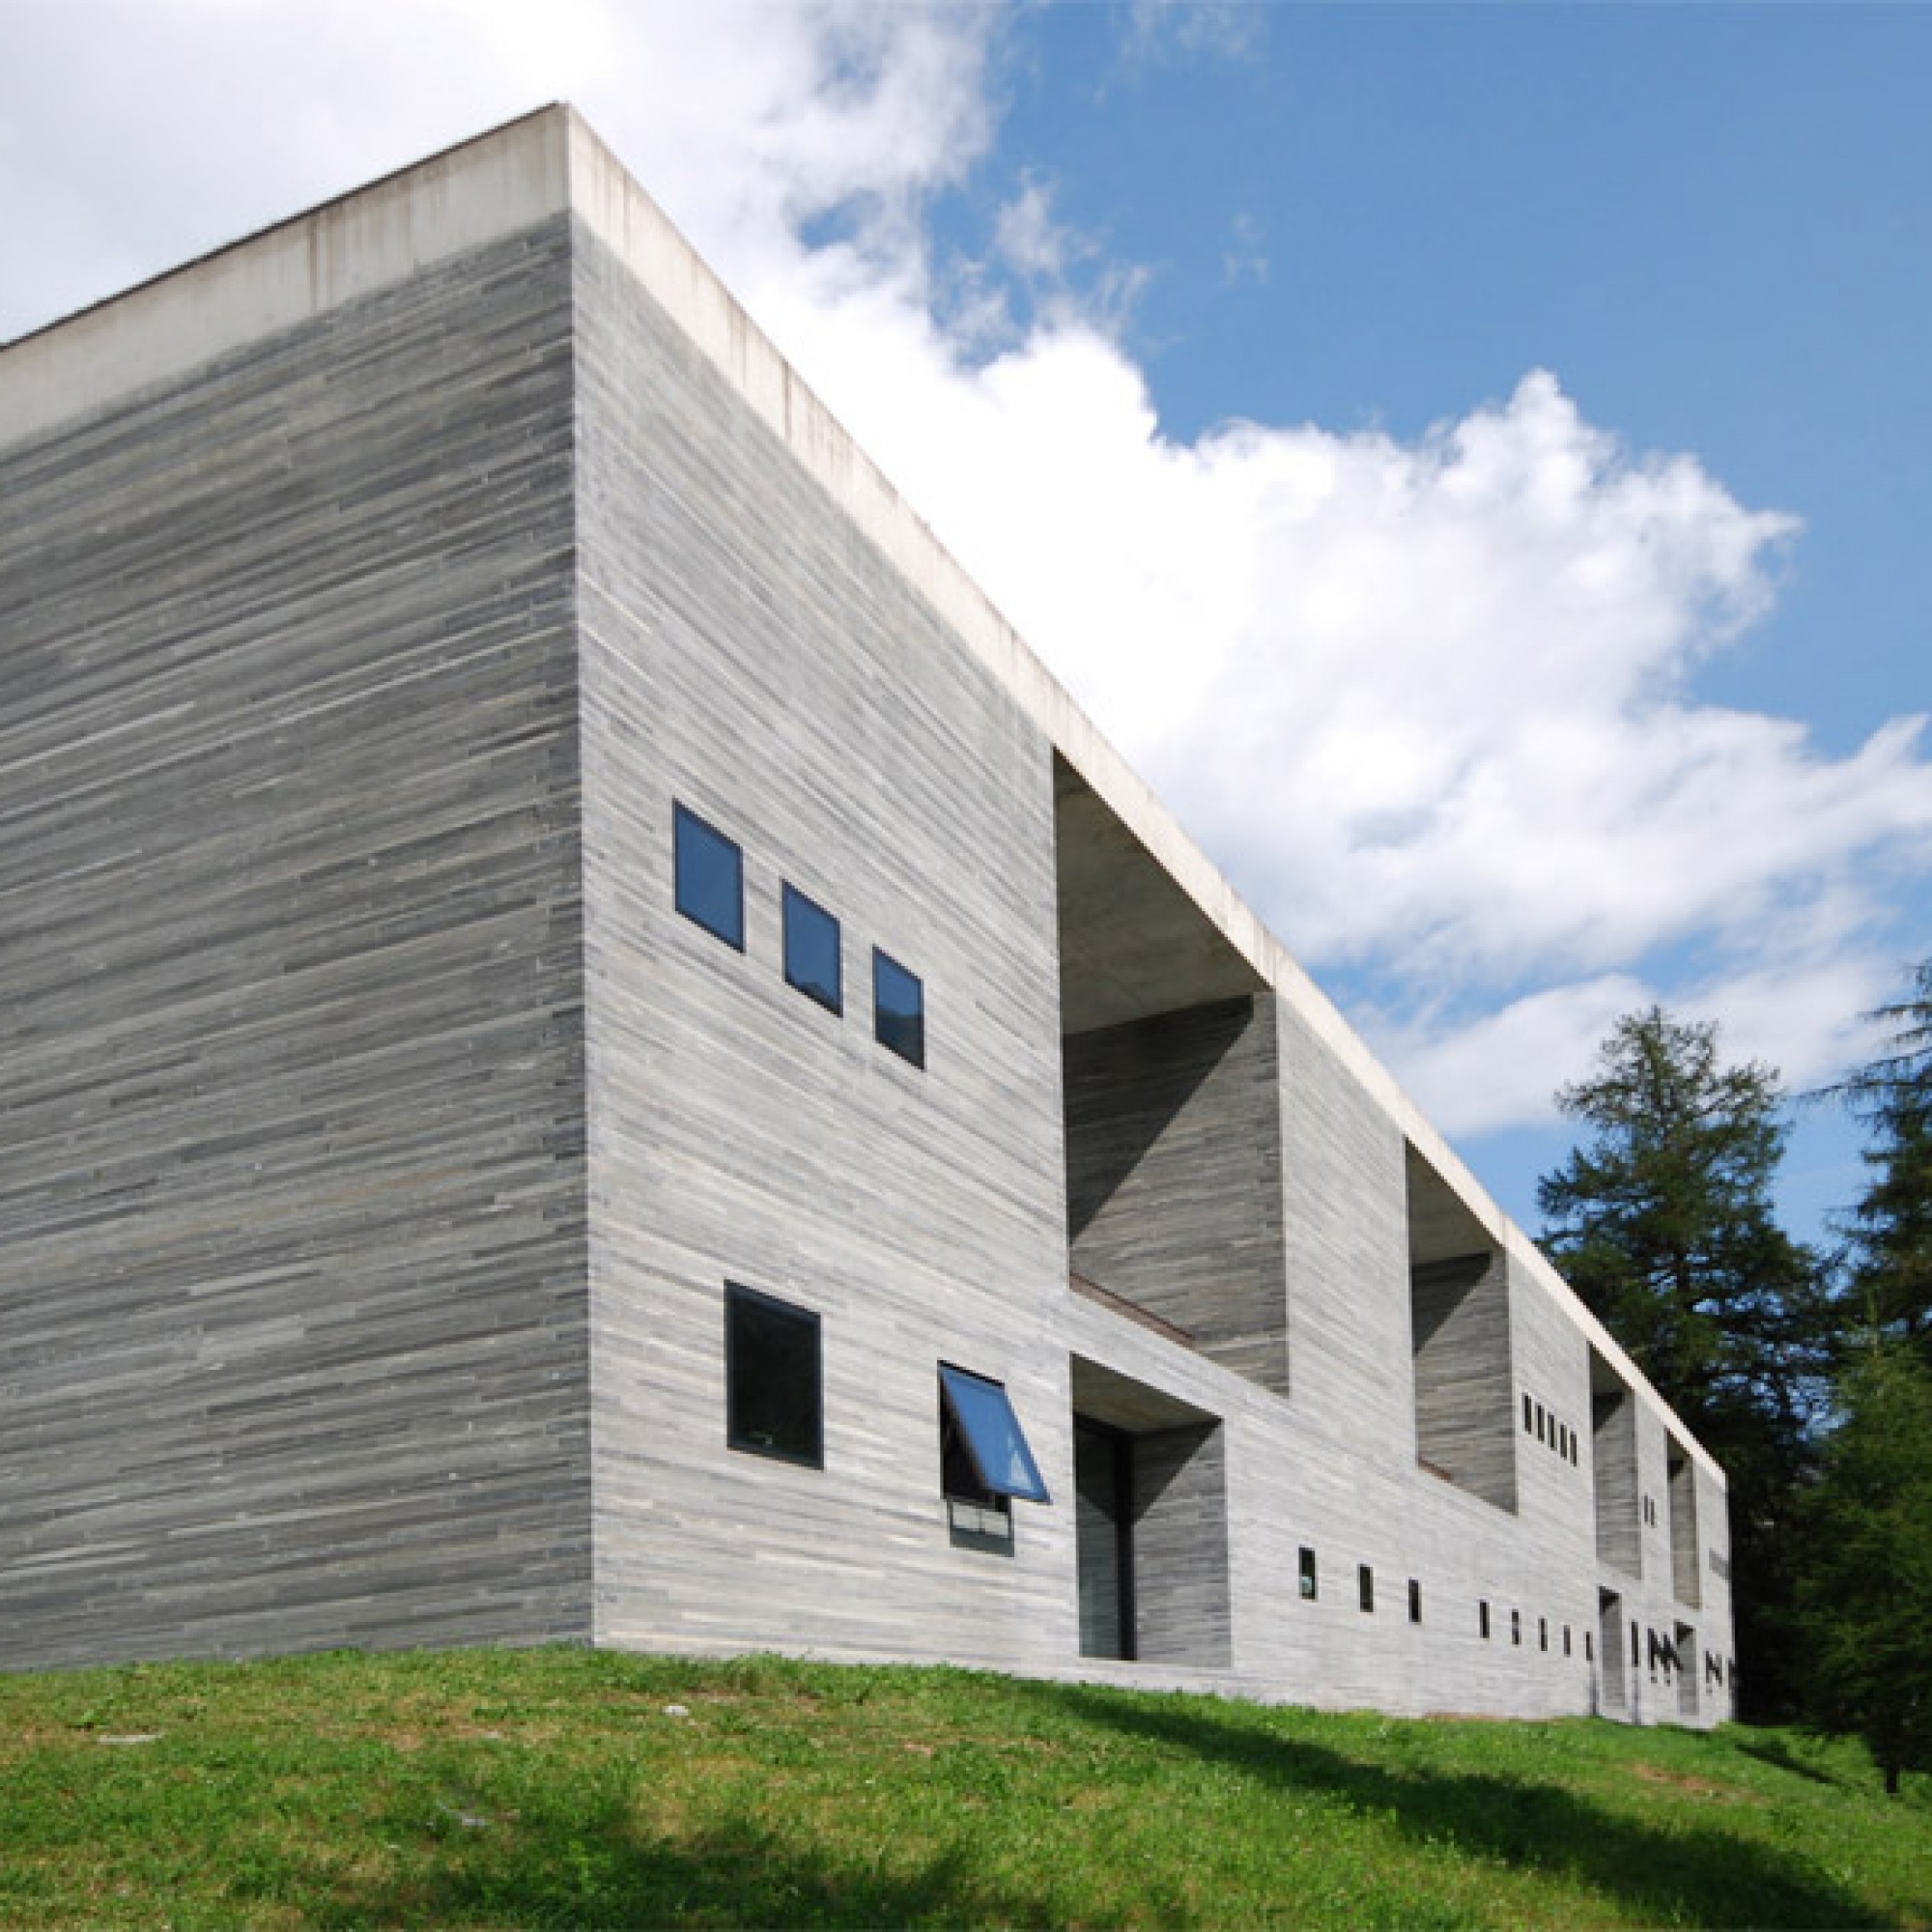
0, 104, 1734, 1723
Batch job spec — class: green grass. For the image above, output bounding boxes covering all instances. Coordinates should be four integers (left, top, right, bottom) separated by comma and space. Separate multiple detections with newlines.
1, 1648, 1926, 1928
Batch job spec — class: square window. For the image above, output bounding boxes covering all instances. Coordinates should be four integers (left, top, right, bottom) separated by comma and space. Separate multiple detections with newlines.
873, 949, 925, 1068
1358, 1564, 1375, 1613
1407, 1578, 1422, 1624
781, 884, 842, 1014
938, 1365, 1048, 1504
1299, 1547, 1319, 1600
1479, 1600, 1492, 1640
674, 804, 744, 950
724, 1285, 821, 1467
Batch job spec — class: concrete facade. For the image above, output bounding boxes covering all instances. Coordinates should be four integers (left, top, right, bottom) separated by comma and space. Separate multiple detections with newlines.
0, 107, 1734, 1722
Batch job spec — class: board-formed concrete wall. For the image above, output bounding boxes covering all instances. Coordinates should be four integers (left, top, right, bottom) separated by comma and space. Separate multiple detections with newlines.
0, 106, 1735, 1724
0, 220, 594, 1669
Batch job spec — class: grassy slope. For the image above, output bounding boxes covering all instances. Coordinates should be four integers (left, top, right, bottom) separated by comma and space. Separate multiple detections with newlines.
0, 1649, 1926, 1929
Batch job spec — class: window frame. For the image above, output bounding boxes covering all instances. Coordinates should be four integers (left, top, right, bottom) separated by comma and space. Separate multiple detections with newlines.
873, 948, 926, 1069
781, 882, 843, 1016
1357, 1564, 1375, 1614
1298, 1547, 1319, 1601
672, 802, 746, 952
938, 1364, 1049, 1505
724, 1282, 824, 1470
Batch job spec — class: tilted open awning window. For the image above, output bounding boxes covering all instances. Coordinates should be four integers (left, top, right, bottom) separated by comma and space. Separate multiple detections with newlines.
939, 1365, 1051, 1504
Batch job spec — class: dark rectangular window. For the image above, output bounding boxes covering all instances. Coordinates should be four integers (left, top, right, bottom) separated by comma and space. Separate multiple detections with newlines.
724, 1285, 821, 1467
873, 949, 925, 1068
939, 1365, 1048, 1504
1512, 1609, 1522, 1646
1479, 1600, 1492, 1639
1539, 1617, 1548, 1652
1563, 1625, 1573, 1657
781, 884, 842, 1014
1585, 1632, 1594, 1662
1299, 1547, 1318, 1600
1535, 1402, 1547, 1444
1407, 1578, 1422, 1624
1522, 1393, 1533, 1433
673, 803, 744, 950
1358, 1564, 1375, 1613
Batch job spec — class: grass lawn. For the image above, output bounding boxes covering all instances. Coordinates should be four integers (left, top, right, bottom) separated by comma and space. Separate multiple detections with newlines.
0, 1647, 1926, 1927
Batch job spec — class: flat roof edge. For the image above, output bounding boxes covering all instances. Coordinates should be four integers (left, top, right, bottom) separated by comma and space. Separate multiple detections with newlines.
0, 104, 575, 451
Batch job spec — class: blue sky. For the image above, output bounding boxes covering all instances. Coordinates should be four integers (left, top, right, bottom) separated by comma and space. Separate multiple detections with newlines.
4, 0, 1927, 1250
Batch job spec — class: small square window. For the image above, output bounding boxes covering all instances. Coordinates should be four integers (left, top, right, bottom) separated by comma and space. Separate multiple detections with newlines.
874, 949, 925, 1068
673, 804, 745, 950
939, 1365, 1048, 1504
1407, 1578, 1422, 1624
1299, 1547, 1318, 1601
1479, 1600, 1492, 1640
724, 1284, 821, 1467
782, 884, 842, 1015
1358, 1564, 1375, 1613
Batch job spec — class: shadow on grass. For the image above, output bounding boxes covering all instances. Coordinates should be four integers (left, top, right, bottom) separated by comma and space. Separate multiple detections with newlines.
1728, 1729, 1846, 1788
1030, 1685, 1888, 1930
253, 1794, 1064, 1931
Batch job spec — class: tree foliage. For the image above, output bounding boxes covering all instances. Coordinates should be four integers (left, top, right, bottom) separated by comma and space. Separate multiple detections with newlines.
1537, 1006, 1831, 1719
1539, 1007, 1830, 1434
1834, 958, 1932, 1352
1801, 1335, 1932, 1794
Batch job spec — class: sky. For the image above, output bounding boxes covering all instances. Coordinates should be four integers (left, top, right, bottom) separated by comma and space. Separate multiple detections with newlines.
4, 0, 1928, 1248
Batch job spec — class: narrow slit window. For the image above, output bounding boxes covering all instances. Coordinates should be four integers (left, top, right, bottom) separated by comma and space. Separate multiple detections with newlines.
1358, 1564, 1375, 1613
1539, 1617, 1548, 1652
1563, 1625, 1573, 1657
1522, 1393, 1533, 1433
1512, 1609, 1522, 1646
1585, 1632, 1594, 1662
724, 1285, 822, 1467
874, 949, 925, 1068
938, 1365, 1048, 1504
781, 884, 842, 1015
1407, 1578, 1422, 1624
1479, 1600, 1492, 1640
1299, 1547, 1318, 1600
673, 803, 744, 950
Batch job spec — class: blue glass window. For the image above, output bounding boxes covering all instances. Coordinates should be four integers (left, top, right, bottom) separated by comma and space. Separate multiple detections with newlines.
782, 884, 842, 1015
873, 949, 924, 1067
673, 803, 743, 950
938, 1365, 1049, 1504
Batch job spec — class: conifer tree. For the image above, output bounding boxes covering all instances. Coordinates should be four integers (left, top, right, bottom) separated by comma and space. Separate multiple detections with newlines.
1538, 1007, 1831, 1718
1835, 959, 1932, 1353
1802, 1333, 1932, 1795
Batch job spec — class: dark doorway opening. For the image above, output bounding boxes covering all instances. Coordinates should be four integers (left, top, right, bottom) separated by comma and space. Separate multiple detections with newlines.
1075, 1418, 1136, 1660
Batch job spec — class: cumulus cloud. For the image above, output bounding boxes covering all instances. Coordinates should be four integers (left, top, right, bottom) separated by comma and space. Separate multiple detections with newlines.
5, 0, 1930, 1151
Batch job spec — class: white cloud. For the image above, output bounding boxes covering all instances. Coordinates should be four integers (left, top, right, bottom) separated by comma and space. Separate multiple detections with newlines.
6, 0, 1930, 1148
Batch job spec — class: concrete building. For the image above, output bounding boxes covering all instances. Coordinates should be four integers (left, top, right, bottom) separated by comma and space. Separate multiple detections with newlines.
0, 107, 1733, 1722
